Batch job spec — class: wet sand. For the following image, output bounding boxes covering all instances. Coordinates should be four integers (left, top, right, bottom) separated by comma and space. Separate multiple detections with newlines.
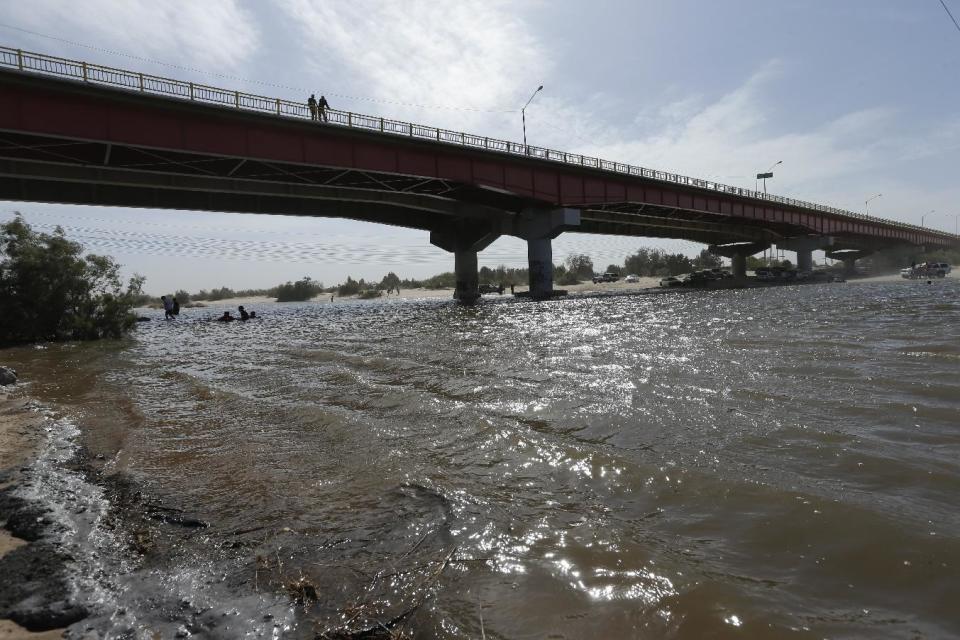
0, 388, 67, 639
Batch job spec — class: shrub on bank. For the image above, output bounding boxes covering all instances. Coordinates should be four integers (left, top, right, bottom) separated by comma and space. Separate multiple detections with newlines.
0, 216, 145, 346
276, 277, 324, 302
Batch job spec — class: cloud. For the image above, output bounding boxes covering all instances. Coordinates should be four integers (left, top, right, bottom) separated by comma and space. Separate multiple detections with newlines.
275, 0, 545, 127
5, 0, 260, 70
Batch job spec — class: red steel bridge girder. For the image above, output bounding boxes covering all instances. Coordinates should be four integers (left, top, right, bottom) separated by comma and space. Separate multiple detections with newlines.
0, 67, 956, 250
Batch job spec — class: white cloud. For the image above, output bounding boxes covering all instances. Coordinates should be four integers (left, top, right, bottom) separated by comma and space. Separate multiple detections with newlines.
6, 0, 260, 70
275, 0, 545, 128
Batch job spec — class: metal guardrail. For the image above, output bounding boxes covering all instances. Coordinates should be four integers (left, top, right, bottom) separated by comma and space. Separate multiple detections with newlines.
0, 45, 955, 241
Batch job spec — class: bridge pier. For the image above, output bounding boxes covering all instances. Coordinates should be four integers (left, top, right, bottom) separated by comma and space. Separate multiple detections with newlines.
527, 237, 554, 298
507, 208, 580, 300
842, 257, 858, 275
430, 220, 500, 304
778, 236, 834, 273
454, 249, 480, 303
826, 248, 873, 278
708, 242, 770, 279
731, 253, 747, 279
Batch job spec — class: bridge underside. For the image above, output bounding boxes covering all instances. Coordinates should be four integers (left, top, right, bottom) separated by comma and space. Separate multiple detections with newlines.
0, 127, 936, 301
0, 129, 825, 247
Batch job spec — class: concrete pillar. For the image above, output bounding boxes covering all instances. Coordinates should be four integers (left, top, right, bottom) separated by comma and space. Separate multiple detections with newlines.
527, 237, 554, 298
796, 248, 813, 272
731, 252, 747, 279
842, 257, 857, 275
430, 219, 500, 305
454, 249, 479, 303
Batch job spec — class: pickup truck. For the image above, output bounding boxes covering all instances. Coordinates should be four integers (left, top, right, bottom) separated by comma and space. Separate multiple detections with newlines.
592, 272, 620, 283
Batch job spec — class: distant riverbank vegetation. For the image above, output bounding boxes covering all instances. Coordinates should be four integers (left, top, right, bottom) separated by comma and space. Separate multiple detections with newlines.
0, 215, 145, 346
138, 245, 959, 308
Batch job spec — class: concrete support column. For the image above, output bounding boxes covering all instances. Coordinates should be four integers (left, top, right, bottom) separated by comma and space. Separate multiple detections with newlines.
430, 219, 500, 305
842, 257, 857, 275
708, 242, 770, 280
796, 249, 813, 273
527, 237, 554, 299
454, 249, 479, 303
731, 252, 747, 279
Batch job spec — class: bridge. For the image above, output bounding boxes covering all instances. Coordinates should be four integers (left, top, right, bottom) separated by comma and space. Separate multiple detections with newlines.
1, 46, 956, 301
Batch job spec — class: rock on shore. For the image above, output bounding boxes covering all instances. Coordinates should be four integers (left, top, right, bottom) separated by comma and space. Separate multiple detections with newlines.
0, 367, 16, 386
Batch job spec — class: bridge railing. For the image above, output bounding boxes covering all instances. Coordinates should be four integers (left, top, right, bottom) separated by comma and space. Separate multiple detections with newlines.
1, 45, 955, 242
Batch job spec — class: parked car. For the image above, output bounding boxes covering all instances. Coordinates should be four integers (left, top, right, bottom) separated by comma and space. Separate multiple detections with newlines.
754, 268, 773, 281
592, 272, 620, 283
478, 283, 504, 294
659, 276, 681, 287
624, 274, 640, 283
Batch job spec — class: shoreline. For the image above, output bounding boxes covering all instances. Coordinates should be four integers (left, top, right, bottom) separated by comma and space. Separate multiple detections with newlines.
167, 270, 955, 311
0, 387, 75, 639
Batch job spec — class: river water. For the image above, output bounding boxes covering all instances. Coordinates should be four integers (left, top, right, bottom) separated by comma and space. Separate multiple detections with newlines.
4, 279, 960, 638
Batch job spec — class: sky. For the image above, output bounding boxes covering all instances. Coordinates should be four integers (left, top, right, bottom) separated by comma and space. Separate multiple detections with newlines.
2, 0, 959, 294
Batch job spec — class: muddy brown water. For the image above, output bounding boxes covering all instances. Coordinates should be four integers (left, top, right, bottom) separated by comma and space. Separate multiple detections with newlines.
3, 279, 959, 638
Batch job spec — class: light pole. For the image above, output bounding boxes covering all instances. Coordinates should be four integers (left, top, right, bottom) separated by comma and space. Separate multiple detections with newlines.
922, 209, 935, 228
953, 213, 959, 235
864, 193, 882, 215
522, 85, 543, 148
755, 160, 782, 195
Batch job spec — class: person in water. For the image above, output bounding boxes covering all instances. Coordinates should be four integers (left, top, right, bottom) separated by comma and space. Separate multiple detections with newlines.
217, 311, 235, 322
161, 296, 175, 320
249, 311, 256, 319
238, 305, 250, 321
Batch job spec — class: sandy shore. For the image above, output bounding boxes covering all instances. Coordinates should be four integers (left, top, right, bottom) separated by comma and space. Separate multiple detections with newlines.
164, 271, 957, 312
0, 387, 67, 639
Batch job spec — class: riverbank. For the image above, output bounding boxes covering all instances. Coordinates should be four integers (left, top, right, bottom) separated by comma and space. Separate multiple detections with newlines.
0, 387, 74, 639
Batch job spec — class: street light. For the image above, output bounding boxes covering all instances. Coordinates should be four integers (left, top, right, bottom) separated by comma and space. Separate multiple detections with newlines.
755, 160, 782, 195
922, 209, 935, 228
864, 193, 882, 215
522, 85, 543, 148
953, 213, 959, 235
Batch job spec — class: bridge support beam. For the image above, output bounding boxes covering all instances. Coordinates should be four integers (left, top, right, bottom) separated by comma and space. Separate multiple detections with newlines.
430, 220, 500, 304
454, 249, 480, 303
826, 248, 873, 277
527, 237, 554, 299
708, 242, 770, 279
505, 208, 581, 300
778, 236, 834, 273
731, 253, 748, 279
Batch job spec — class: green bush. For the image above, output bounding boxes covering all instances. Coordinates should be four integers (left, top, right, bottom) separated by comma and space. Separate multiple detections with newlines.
276, 277, 323, 302
337, 277, 362, 297
0, 216, 144, 345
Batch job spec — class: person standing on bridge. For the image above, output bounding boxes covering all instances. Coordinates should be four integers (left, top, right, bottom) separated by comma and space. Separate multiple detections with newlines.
318, 95, 329, 122
308, 94, 318, 121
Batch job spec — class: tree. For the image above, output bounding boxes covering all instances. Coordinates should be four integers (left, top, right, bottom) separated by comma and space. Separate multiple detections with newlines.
0, 216, 144, 345
692, 249, 721, 270
565, 253, 594, 280
380, 272, 401, 291
337, 276, 362, 296
604, 264, 622, 275
173, 289, 191, 304
276, 276, 323, 302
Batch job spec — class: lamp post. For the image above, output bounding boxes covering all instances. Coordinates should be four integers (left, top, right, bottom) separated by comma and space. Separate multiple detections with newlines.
755, 160, 782, 195
953, 213, 959, 235
522, 85, 543, 148
864, 193, 882, 215
922, 209, 935, 228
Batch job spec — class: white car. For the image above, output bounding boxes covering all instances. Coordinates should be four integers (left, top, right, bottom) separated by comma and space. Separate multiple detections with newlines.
624, 274, 640, 283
